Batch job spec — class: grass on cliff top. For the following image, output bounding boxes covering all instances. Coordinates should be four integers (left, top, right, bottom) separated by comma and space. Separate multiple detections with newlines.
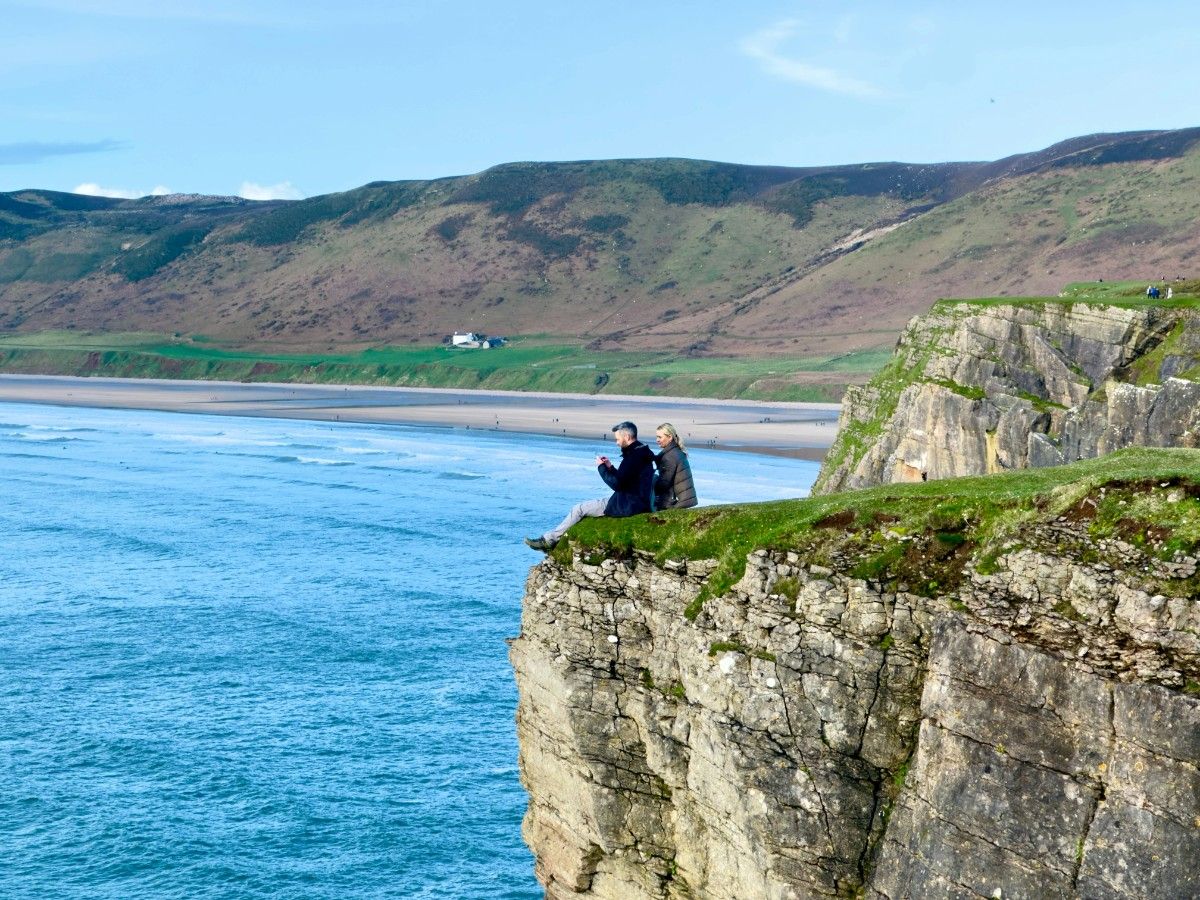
555, 447, 1200, 617
935, 279, 1200, 311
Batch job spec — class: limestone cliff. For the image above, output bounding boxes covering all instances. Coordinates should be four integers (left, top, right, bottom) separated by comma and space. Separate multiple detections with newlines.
814, 296, 1200, 495
510, 454, 1200, 898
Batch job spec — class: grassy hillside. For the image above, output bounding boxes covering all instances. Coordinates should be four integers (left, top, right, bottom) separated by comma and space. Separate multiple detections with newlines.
706, 139, 1200, 356
3, 128, 1200, 398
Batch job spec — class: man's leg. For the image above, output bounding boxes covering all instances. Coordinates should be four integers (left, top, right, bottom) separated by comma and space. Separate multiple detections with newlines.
544, 498, 607, 543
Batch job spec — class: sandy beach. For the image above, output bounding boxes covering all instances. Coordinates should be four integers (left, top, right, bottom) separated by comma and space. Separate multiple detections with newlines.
0, 374, 840, 459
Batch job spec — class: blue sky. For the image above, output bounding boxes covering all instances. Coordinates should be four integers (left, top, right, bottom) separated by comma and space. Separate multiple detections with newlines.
3, 0, 1199, 199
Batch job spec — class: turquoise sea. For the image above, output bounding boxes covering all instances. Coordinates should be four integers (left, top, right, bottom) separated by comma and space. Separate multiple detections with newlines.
0, 403, 819, 898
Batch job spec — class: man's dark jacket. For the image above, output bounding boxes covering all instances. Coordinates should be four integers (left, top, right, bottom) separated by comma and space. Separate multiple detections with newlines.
599, 440, 655, 517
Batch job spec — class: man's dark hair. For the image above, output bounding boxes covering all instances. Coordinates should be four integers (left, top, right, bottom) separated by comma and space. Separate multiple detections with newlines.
611, 421, 637, 439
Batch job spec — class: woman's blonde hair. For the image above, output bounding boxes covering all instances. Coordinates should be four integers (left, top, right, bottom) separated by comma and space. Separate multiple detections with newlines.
656, 423, 686, 454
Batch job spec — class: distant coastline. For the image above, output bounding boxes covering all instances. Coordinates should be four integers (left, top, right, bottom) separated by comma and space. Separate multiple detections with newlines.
0, 374, 839, 460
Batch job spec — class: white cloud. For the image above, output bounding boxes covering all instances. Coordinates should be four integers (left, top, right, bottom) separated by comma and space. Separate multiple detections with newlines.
73, 182, 171, 198
239, 180, 303, 201
739, 20, 883, 99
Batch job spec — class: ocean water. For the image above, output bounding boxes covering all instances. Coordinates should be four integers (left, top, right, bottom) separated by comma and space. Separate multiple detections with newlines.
0, 403, 820, 898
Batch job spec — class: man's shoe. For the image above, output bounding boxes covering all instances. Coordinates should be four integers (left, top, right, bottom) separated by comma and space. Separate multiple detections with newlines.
524, 536, 556, 552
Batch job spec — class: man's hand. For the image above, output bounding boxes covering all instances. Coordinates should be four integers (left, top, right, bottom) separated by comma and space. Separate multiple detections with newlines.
596, 455, 612, 467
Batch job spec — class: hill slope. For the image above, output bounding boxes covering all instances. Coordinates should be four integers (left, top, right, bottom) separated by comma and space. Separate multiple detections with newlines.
3, 128, 1200, 388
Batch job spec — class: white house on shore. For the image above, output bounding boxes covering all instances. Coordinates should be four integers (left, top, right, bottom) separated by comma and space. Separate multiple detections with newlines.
450, 332, 506, 349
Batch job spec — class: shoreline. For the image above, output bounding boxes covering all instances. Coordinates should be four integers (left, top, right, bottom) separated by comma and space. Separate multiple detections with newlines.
0, 374, 838, 460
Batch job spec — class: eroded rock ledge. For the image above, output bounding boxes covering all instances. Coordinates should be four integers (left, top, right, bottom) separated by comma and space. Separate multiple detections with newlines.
815, 300, 1200, 494
510, 519, 1200, 898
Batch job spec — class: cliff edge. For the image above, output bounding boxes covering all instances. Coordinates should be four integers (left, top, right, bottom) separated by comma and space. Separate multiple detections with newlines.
814, 287, 1200, 495
510, 449, 1200, 898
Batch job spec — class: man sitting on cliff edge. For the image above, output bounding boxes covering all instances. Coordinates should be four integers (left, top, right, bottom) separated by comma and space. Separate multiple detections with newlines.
524, 421, 655, 552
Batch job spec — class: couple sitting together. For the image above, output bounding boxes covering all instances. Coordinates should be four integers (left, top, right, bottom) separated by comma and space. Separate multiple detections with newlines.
524, 421, 697, 552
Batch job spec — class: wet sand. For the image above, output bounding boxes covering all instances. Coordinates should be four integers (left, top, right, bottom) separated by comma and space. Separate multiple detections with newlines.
0, 375, 840, 459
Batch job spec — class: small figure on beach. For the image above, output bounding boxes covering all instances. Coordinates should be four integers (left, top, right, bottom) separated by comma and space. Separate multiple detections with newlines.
524, 421, 655, 551
653, 423, 697, 510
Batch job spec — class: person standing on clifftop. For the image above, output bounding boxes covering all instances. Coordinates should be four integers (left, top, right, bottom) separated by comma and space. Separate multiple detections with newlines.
653, 423, 697, 510
524, 421, 655, 551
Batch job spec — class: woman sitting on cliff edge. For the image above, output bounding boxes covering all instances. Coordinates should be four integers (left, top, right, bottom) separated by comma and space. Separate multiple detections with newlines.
653, 423, 697, 510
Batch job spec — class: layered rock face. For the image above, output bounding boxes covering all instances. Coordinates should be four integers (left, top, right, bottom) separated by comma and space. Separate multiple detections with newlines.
815, 301, 1200, 494
510, 522, 1200, 898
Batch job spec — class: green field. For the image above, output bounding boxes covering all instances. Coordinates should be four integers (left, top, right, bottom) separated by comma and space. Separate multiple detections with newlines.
0, 331, 891, 401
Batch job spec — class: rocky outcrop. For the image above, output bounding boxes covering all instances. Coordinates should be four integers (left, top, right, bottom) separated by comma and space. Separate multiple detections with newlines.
510, 514, 1200, 898
511, 295, 1200, 895
815, 300, 1200, 494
